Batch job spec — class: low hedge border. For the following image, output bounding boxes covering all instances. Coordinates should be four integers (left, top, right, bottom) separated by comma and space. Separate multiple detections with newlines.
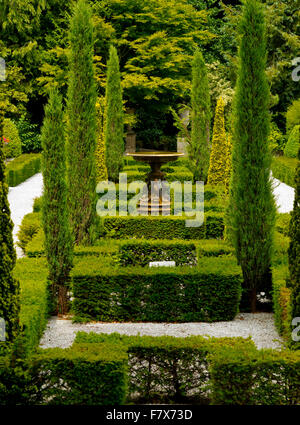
272, 265, 292, 342
209, 348, 300, 405
5, 153, 41, 187
72, 257, 242, 323
102, 212, 224, 240
271, 156, 298, 188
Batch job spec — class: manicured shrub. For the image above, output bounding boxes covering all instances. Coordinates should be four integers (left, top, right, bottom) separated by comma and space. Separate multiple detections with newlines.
284, 125, 299, 158
96, 97, 108, 182
72, 257, 242, 322
228, 0, 276, 311
2, 118, 22, 159
66, 0, 98, 245
271, 156, 297, 188
276, 213, 291, 237
32, 196, 43, 213
104, 45, 124, 181
210, 348, 300, 405
207, 97, 231, 188
189, 49, 211, 182
5, 153, 41, 187
41, 88, 73, 314
75, 332, 256, 404
30, 343, 128, 405
119, 240, 197, 267
101, 212, 224, 240
0, 116, 20, 345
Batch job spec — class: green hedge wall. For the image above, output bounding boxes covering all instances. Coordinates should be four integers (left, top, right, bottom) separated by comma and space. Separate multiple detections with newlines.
209, 348, 300, 405
271, 156, 298, 188
272, 265, 292, 342
102, 212, 224, 240
75, 332, 255, 404
29, 343, 128, 405
5, 154, 41, 187
72, 257, 242, 322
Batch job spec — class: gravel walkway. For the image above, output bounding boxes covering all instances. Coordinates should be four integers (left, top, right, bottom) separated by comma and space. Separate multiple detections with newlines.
272, 175, 295, 213
8, 172, 43, 258
40, 313, 283, 350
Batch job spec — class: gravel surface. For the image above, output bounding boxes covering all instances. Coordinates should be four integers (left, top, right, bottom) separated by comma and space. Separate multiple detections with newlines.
272, 174, 295, 213
40, 313, 283, 350
8, 173, 43, 258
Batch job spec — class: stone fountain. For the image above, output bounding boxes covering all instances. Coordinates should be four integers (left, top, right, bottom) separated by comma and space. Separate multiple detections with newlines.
126, 151, 184, 214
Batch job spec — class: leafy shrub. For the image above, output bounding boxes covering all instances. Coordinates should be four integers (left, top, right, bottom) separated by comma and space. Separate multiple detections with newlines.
276, 213, 291, 237
284, 125, 299, 158
15, 116, 42, 153
72, 257, 242, 322
286, 98, 300, 135
5, 153, 41, 187
33, 196, 43, 212
268, 121, 286, 154
2, 118, 22, 159
271, 156, 297, 188
17, 213, 41, 251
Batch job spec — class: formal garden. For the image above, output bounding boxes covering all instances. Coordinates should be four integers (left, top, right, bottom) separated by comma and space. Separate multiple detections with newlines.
0, 0, 299, 408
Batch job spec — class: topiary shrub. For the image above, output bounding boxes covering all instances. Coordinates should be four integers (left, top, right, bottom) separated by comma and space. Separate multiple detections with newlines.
286, 98, 300, 135
2, 118, 22, 159
284, 125, 299, 158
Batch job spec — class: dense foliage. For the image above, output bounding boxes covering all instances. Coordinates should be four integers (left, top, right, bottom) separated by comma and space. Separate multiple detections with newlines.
228, 0, 276, 312
41, 89, 73, 314
66, 0, 98, 245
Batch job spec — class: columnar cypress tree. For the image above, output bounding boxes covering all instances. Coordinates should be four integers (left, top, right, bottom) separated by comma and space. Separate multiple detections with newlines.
288, 147, 300, 322
96, 97, 108, 182
0, 111, 20, 345
104, 45, 124, 182
66, 0, 97, 245
228, 0, 276, 312
207, 97, 231, 187
41, 88, 73, 315
189, 49, 211, 183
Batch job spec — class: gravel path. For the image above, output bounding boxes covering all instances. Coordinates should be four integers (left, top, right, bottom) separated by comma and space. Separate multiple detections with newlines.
40, 313, 283, 350
272, 175, 295, 213
8, 172, 43, 258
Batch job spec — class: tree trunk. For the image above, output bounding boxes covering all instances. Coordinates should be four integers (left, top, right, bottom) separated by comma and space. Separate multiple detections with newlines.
57, 285, 69, 316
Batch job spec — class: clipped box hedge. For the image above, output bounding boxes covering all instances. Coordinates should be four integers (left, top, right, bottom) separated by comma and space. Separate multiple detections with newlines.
271, 156, 298, 188
272, 265, 292, 342
210, 348, 300, 405
75, 332, 255, 404
29, 343, 128, 405
5, 153, 41, 187
102, 212, 224, 240
72, 257, 242, 322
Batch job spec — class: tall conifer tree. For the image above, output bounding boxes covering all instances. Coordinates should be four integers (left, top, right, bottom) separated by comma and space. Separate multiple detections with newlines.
41, 88, 73, 315
66, 0, 97, 245
189, 49, 211, 183
228, 0, 275, 312
0, 110, 20, 345
104, 45, 124, 182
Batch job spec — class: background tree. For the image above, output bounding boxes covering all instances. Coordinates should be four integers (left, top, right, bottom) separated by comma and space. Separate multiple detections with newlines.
66, 0, 98, 245
288, 147, 300, 332
96, 97, 108, 182
104, 45, 124, 182
207, 97, 231, 187
41, 88, 73, 315
228, 0, 276, 312
189, 49, 211, 182
0, 110, 20, 345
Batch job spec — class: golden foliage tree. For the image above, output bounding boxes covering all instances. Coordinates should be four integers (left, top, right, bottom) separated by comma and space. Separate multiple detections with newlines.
95, 97, 108, 182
